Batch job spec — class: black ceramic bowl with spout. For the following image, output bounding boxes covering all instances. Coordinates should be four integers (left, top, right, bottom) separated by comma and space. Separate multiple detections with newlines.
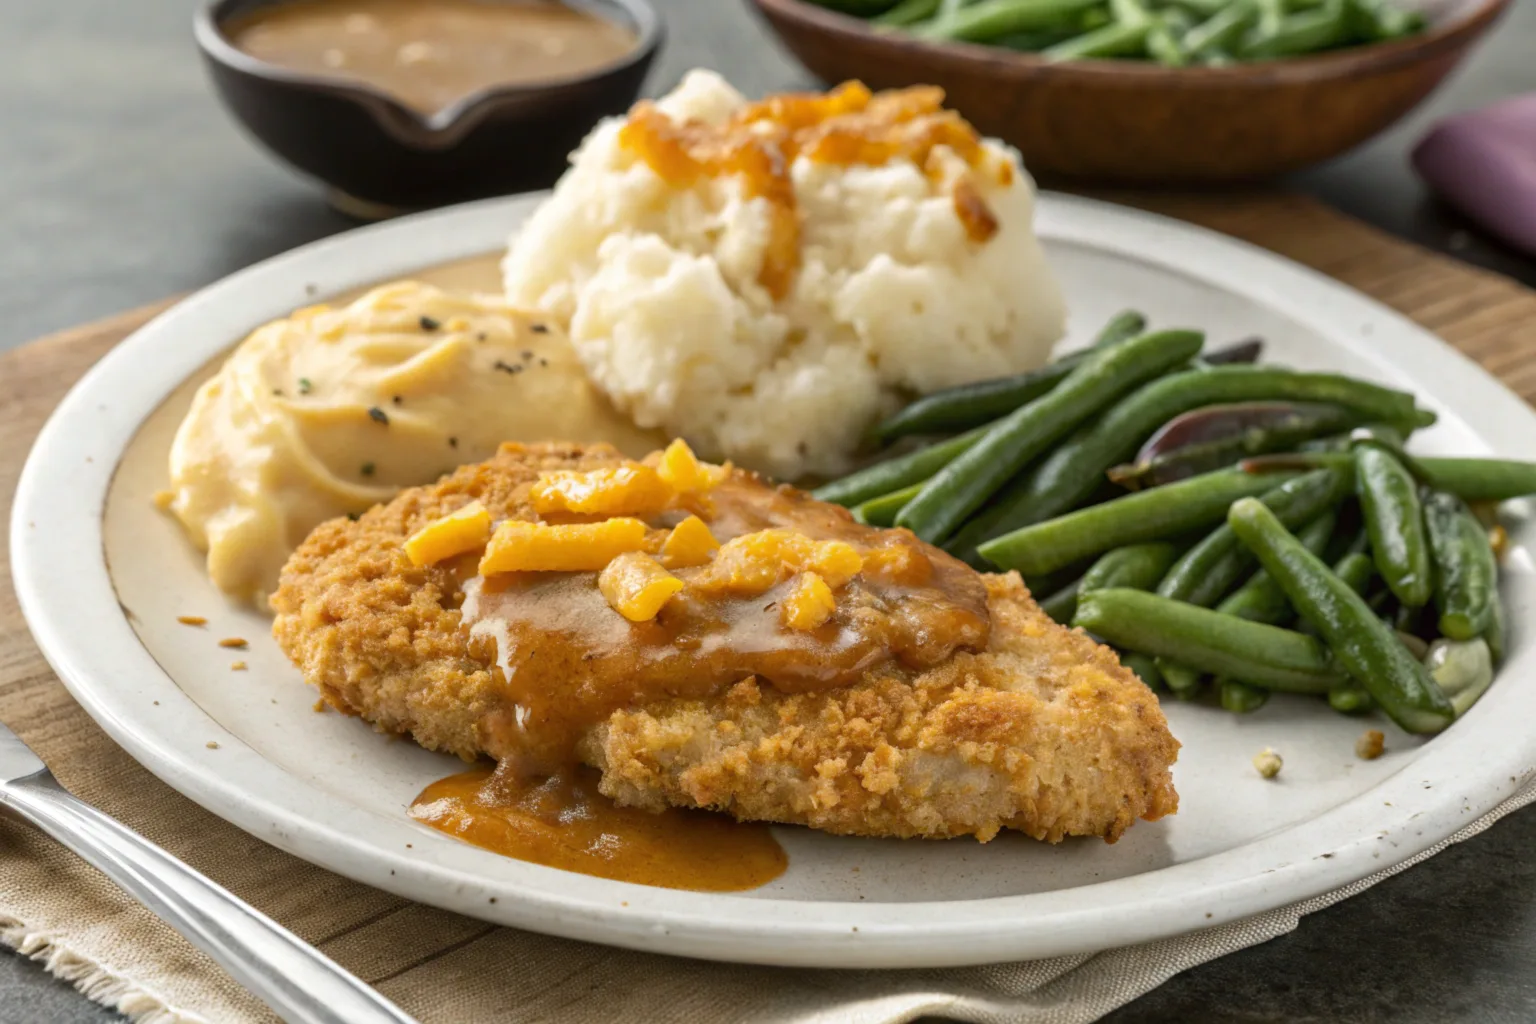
196, 0, 662, 214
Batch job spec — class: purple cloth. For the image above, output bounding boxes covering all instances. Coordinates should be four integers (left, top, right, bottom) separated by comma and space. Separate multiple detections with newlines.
1413, 94, 1536, 257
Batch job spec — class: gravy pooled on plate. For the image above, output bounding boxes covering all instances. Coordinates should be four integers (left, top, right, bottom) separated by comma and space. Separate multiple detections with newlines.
227, 0, 638, 114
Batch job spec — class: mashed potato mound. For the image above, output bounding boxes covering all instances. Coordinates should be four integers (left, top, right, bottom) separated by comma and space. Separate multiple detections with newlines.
503, 70, 1066, 481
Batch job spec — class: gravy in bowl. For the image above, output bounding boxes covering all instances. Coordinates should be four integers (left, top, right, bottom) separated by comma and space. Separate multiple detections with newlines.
227, 0, 639, 113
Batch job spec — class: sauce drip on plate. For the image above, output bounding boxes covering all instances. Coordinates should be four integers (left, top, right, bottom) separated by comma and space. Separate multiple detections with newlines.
411, 763, 787, 891
228, 0, 638, 114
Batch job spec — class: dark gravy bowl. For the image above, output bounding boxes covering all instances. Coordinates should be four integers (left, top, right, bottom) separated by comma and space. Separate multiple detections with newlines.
196, 0, 661, 213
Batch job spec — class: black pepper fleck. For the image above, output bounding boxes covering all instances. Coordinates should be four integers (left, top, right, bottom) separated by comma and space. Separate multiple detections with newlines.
448, 436, 459, 448
368, 406, 390, 425
392, 395, 403, 406
419, 316, 440, 331
538, 357, 548, 367
272, 388, 284, 397
476, 332, 487, 342
347, 511, 360, 521
297, 377, 313, 394
493, 360, 524, 375
530, 323, 549, 334
360, 463, 375, 477
521, 350, 533, 360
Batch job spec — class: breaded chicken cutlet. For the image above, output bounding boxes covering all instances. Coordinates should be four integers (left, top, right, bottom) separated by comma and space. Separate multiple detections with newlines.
272, 441, 1178, 843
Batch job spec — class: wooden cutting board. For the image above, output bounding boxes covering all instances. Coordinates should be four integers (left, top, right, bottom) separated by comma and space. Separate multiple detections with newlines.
0, 192, 1534, 1021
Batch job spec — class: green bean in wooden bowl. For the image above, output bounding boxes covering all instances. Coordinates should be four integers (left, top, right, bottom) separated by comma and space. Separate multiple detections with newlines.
814, 311, 1533, 735
748, 0, 1512, 182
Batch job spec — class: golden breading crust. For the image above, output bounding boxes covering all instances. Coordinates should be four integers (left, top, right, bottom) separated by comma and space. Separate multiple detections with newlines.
272, 442, 1179, 843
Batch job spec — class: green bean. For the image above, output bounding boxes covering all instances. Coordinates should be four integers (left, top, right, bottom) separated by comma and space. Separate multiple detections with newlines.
898, 329, 1204, 543
1037, 576, 1083, 625
1092, 309, 1152, 349
1424, 491, 1497, 641
1328, 684, 1374, 714
1183, 0, 1256, 57
1158, 659, 1206, 700
1244, 451, 1536, 503
1074, 588, 1345, 692
1044, 19, 1151, 58
1484, 589, 1507, 665
813, 426, 986, 507
1217, 510, 1337, 624
1299, 549, 1376, 637
1220, 679, 1269, 713
872, 310, 1146, 442
872, 0, 941, 26
968, 366, 1427, 548
980, 467, 1295, 576
1242, 0, 1350, 60
1333, 551, 1376, 597
1227, 498, 1454, 733
1348, 0, 1425, 39
1355, 444, 1433, 607
1120, 651, 1164, 690
1080, 542, 1181, 595
1145, 10, 1190, 66
917, 0, 1106, 41
851, 482, 925, 526
1414, 457, 1536, 502
1158, 467, 1352, 607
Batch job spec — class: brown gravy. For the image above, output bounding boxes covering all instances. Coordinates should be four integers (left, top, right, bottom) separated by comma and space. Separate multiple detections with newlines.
461, 476, 991, 769
411, 764, 787, 891
228, 0, 638, 114
618, 83, 1011, 297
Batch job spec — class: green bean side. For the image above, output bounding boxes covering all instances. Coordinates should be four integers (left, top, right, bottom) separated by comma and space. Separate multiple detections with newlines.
1227, 498, 1454, 733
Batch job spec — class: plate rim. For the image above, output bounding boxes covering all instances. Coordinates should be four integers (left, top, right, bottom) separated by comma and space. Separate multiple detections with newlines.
12, 190, 1536, 968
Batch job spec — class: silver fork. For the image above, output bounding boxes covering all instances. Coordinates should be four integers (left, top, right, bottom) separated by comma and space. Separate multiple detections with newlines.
0, 720, 417, 1024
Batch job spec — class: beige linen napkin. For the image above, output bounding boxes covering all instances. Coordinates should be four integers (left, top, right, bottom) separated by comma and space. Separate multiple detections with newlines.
4, 779, 1535, 1024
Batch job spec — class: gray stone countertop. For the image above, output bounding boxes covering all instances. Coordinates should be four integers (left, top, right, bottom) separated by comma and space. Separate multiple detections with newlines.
2, 1, 1535, 1021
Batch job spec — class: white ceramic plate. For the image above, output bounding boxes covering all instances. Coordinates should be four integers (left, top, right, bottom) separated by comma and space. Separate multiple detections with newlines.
12, 193, 1536, 969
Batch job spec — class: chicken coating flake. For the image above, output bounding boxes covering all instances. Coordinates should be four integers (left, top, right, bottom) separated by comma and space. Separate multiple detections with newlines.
272, 442, 1179, 844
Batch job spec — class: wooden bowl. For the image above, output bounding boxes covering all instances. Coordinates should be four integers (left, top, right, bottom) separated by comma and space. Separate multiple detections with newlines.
749, 0, 1511, 183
